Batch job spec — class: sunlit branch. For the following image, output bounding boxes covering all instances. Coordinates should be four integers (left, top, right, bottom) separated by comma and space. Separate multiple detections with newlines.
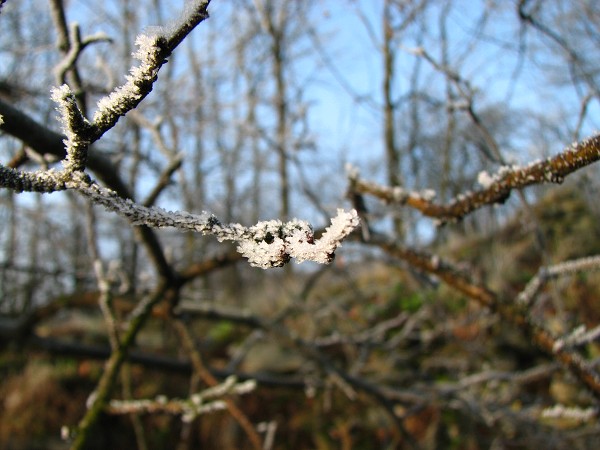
73, 175, 358, 268
90, 1, 210, 140
350, 133, 600, 224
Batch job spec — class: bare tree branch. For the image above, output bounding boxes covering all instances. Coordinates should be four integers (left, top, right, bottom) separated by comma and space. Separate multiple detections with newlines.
349, 133, 600, 223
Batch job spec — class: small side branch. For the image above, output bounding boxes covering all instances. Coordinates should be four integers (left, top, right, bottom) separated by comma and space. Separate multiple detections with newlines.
51, 85, 94, 172
106, 376, 256, 423
53, 22, 111, 86
172, 319, 263, 450
518, 255, 600, 306
46, 1, 211, 157
90, 1, 210, 139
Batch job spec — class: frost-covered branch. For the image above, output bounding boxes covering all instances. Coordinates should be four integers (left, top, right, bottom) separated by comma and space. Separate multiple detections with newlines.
51, 85, 93, 172
349, 133, 600, 223
554, 324, 600, 352
71, 176, 358, 268
0, 0, 349, 271
0, 0, 358, 269
518, 255, 600, 306
541, 404, 598, 422
0, 165, 65, 192
90, 1, 210, 137
45, 1, 211, 152
106, 376, 256, 423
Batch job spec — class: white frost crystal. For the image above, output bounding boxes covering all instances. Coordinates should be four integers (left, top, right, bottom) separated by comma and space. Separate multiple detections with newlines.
542, 404, 597, 422
477, 170, 495, 189
235, 210, 360, 268
94, 32, 162, 123
71, 176, 359, 268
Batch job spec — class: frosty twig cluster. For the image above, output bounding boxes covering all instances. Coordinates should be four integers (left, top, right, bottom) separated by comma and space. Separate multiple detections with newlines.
74, 177, 358, 268
0, 0, 358, 269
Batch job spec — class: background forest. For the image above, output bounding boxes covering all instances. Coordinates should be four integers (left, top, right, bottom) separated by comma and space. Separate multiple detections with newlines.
1, 0, 600, 449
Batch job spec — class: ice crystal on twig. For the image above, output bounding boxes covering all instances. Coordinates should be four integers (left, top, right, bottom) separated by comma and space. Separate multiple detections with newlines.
51, 84, 93, 172
554, 324, 600, 352
477, 170, 495, 189
93, 32, 165, 128
542, 404, 597, 422
518, 255, 600, 305
236, 209, 360, 267
70, 176, 359, 268
107, 376, 256, 421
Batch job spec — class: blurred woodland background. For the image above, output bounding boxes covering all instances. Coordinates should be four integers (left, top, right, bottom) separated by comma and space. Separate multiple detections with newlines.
1, 0, 600, 449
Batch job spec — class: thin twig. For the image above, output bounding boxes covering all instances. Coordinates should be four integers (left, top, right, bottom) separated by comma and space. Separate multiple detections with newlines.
171, 319, 263, 450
